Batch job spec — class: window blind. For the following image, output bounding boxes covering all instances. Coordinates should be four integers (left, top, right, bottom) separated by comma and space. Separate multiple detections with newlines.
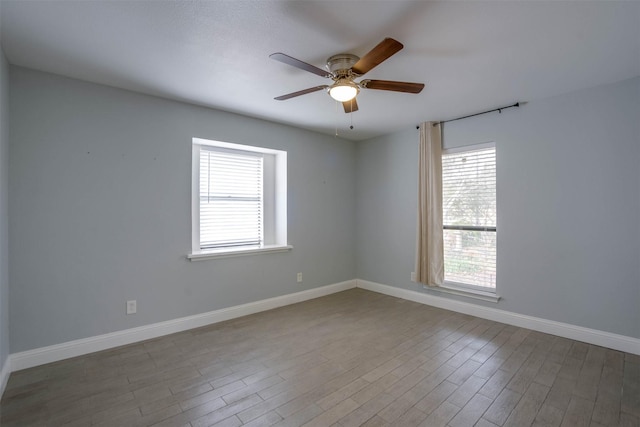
199, 147, 263, 249
442, 147, 496, 289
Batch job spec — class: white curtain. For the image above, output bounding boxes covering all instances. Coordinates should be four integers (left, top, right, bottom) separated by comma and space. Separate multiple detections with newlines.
415, 122, 444, 286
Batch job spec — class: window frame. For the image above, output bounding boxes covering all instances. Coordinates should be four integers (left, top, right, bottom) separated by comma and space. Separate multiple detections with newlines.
441, 142, 497, 294
189, 137, 291, 261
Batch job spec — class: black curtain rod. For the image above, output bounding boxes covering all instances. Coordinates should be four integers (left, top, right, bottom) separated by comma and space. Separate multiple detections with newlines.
416, 102, 521, 129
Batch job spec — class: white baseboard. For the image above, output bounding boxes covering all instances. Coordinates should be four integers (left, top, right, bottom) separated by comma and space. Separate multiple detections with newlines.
6, 277, 638, 381
9, 280, 356, 372
0, 355, 9, 398
357, 279, 640, 356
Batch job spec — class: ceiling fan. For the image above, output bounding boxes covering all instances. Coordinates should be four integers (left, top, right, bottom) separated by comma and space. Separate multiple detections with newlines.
270, 38, 425, 113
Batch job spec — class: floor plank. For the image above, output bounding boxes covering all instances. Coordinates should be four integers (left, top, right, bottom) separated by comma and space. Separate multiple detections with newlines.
1, 288, 638, 426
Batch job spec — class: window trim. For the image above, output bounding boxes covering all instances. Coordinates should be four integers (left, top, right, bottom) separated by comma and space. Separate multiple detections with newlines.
442, 141, 495, 155
189, 137, 290, 260
423, 283, 501, 303
442, 141, 497, 293
187, 244, 292, 261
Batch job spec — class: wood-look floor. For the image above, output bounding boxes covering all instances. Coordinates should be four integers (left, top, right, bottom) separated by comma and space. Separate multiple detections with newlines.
1, 289, 639, 427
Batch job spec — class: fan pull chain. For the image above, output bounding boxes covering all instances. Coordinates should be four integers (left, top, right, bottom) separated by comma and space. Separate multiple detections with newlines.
350, 99, 354, 130
335, 100, 339, 137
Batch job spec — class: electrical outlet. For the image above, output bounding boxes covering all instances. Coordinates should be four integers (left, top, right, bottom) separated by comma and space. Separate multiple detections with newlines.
126, 300, 137, 315
411, 272, 416, 282
297, 273, 302, 283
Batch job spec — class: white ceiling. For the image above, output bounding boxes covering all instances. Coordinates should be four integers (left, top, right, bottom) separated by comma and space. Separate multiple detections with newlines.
1, 1, 639, 141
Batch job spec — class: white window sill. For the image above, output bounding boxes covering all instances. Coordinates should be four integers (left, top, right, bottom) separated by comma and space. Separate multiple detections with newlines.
188, 245, 293, 261
423, 282, 501, 303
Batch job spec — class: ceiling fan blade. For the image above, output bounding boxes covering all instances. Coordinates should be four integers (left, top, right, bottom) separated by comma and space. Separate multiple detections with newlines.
269, 53, 332, 78
351, 38, 403, 75
342, 98, 359, 113
274, 86, 328, 101
361, 79, 424, 93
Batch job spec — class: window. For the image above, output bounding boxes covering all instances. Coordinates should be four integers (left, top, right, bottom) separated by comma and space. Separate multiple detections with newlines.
442, 143, 496, 290
199, 148, 263, 249
189, 138, 289, 260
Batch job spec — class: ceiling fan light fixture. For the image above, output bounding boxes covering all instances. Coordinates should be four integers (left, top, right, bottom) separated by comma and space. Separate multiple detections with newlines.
329, 80, 359, 102
271, 38, 424, 110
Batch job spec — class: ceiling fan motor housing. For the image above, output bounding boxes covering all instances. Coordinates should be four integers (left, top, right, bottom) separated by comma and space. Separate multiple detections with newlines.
326, 54, 360, 77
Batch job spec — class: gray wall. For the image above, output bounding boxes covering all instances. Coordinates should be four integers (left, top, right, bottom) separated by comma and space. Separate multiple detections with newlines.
6, 64, 640, 355
9, 67, 356, 353
356, 77, 640, 339
0, 44, 9, 368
